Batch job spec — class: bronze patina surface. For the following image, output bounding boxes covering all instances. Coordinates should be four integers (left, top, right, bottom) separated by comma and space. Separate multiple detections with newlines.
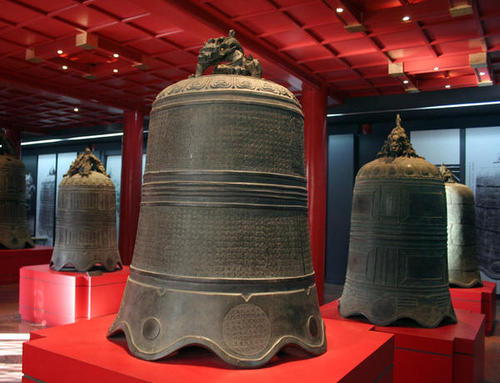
108, 31, 326, 368
0, 130, 34, 249
339, 115, 456, 328
50, 148, 122, 272
440, 165, 482, 287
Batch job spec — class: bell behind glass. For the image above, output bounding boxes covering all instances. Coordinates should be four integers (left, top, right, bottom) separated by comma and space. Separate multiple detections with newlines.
339, 115, 457, 328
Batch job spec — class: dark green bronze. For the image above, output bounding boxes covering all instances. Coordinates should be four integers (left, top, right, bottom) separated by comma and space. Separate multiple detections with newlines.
109, 31, 325, 368
440, 165, 481, 287
50, 149, 122, 272
339, 115, 457, 327
0, 130, 33, 249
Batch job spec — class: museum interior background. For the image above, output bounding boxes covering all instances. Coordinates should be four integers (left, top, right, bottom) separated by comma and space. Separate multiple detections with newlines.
1, 0, 500, 380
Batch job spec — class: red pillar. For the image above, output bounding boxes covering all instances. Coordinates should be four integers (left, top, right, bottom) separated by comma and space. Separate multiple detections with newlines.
119, 110, 144, 265
5, 128, 21, 158
302, 83, 328, 304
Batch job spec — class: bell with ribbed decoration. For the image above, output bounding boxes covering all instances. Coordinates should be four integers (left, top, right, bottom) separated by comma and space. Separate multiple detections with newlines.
50, 148, 122, 272
108, 30, 326, 368
339, 115, 457, 328
440, 165, 482, 287
0, 130, 34, 249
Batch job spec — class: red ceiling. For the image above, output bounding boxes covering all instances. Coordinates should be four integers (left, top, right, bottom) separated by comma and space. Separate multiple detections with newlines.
0, 0, 499, 133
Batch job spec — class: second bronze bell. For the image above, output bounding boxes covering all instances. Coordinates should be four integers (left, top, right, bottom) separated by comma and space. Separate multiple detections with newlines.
50, 149, 122, 272
339, 115, 457, 328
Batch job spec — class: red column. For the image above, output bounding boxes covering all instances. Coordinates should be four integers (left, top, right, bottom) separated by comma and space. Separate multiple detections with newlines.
302, 83, 328, 304
119, 110, 144, 265
5, 128, 21, 159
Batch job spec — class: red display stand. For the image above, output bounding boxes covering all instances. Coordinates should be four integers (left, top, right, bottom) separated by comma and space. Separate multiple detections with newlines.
19, 264, 129, 326
321, 300, 485, 383
450, 281, 497, 335
22, 316, 394, 383
0, 246, 53, 284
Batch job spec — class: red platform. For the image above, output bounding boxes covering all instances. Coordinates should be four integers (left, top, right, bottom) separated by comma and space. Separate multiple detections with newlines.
450, 281, 497, 335
19, 264, 129, 326
0, 246, 53, 284
321, 300, 485, 383
22, 316, 394, 383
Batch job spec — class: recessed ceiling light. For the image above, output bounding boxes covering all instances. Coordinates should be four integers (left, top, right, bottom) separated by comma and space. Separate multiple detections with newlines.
113, 53, 119, 58
57, 49, 63, 55
480, 71, 486, 76
445, 84, 451, 89
113, 68, 118, 73
73, 107, 79, 112
62, 65, 68, 70
336, 7, 344, 13
402, 16, 411, 22
434, 66, 439, 71
403, 80, 409, 84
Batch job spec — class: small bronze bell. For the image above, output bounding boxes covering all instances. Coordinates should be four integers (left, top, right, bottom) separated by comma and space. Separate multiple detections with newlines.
339, 115, 456, 327
0, 130, 33, 249
50, 149, 122, 271
440, 165, 481, 287
109, 30, 326, 368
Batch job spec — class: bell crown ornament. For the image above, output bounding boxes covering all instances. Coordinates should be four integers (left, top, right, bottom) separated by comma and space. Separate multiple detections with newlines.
50, 148, 122, 271
108, 30, 326, 368
440, 164, 482, 287
0, 129, 33, 249
339, 115, 457, 327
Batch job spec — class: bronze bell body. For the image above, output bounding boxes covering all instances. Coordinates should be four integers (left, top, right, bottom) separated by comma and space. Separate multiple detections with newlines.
50, 149, 122, 272
339, 115, 456, 328
440, 165, 481, 287
475, 167, 500, 279
0, 132, 33, 249
109, 31, 326, 368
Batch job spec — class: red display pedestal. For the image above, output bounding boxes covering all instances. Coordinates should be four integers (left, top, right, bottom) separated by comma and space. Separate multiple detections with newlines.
450, 281, 497, 335
19, 264, 129, 326
22, 316, 394, 383
0, 246, 53, 284
321, 300, 485, 383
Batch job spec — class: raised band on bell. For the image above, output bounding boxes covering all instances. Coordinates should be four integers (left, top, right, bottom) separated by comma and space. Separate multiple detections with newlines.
339, 114, 457, 328
108, 30, 326, 368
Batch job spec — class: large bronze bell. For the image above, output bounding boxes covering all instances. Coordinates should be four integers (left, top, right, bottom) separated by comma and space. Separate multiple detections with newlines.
339, 115, 456, 327
50, 149, 122, 271
475, 165, 500, 279
0, 130, 33, 249
440, 165, 481, 287
109, 30, 326, 368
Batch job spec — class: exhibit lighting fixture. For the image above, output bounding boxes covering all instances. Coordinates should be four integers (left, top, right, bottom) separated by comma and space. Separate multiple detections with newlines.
326, 100, 500, 118
434, 67, 439, 71
57, 50, 63, 55
113, 53, 119, 58
21, 132, 126, 146
445, 84, 451, 88
73, 107, 79, 112
402, 16, 411, 21
403, 80, 409, 84
113, 68, 118, 73
62, 65, 68, 70
480, 72, 486, 76
336, 7, 344, 13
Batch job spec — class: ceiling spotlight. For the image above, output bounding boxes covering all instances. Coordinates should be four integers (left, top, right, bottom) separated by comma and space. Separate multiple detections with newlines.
434, 66, 439, 71
445, 84, 451, 89
113, 68, 118, 73
113, 53, 119, 58
336, 7, 344, 13
62, 65, 68, 70
57, 49, 63, 55
480, 71, 486, 76
73, 107, 79, 112
402, 15, 411, 22
403, 80, 409, 84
